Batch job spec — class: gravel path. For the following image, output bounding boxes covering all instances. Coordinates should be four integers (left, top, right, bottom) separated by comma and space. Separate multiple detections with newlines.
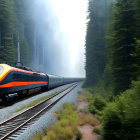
14, 82, 83, 140
0, 83, 75, 123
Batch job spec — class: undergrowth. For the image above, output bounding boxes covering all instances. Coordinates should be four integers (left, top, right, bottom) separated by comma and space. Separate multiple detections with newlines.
84, 79, 140, 140
31, 103, 82, 140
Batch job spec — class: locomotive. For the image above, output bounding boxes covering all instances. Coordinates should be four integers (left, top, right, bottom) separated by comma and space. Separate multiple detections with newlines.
0, 64, 82, 104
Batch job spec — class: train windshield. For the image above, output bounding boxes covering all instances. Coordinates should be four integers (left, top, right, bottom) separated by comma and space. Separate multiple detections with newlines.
0, 65, 4, 75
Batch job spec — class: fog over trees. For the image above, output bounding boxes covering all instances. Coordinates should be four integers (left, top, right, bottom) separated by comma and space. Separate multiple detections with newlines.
0, 0, 86, 77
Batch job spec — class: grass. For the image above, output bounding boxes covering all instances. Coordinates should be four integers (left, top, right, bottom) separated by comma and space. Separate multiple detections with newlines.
31, 89, 104, 140
79, 114, 100, 127
13, 89, 65, 113
93, 125, 102, 135
31, 103, 81, 140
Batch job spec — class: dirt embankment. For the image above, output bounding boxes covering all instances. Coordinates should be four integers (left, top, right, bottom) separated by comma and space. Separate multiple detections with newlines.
77, 93, 101, 140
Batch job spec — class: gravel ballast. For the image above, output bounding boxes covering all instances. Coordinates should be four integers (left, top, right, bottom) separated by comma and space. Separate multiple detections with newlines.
14, 82, 83, 140
0, 83, 74, 123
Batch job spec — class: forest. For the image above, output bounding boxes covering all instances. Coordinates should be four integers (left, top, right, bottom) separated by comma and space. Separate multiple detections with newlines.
85, 0, 140, 139
0, 0, 33, 66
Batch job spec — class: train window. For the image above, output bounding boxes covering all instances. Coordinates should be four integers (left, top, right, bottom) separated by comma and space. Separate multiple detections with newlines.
13, 73, 47, 82
13, 73, 23, 81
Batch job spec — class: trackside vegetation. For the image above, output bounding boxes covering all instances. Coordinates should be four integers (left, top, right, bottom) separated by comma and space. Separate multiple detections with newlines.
85, 0, 140, 139
31, 103, 82, 140
13, 89, 65, 113
102, 80, 140, 140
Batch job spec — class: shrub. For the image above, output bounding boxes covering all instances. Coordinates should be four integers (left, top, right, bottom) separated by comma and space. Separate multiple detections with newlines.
93, 125, 102, 135
89, 95, 106, 116
93, 95, 106, 110
76, 129, 82, 140
42, 136, 50, 140
32, 103, 80, 140
59, 119, 69, 127
89, 102, 98, 114
102, 80, 140, 140
46, 131, 56, 140
102, 103, 123, 140
84, 115, 99, 126
31, 132, 42, 140
62, 127, 73, 139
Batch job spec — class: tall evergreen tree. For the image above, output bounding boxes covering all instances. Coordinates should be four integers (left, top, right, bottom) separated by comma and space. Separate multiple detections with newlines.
111, 0, 136, 94
85, 0, 108, 87
21, 36, 30, 66
0, 0, 17, 64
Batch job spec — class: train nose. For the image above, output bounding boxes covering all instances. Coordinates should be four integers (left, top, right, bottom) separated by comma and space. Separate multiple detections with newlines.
0, 65, 4, 75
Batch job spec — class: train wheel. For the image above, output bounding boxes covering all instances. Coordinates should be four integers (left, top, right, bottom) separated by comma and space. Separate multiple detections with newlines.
0, 98, 3, 105
0, 96, 7, 105
18, 89, 29, 98
41, 86, 48, 91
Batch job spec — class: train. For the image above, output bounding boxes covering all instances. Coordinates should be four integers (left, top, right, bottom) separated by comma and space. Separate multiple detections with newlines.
0, 64, 83, 104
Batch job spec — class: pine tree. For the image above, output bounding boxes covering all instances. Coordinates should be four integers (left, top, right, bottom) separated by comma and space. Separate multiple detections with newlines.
111, 0, 136, 94
0, 0, 17, 64
85, 0, 108, 87
21, 36, 30, 66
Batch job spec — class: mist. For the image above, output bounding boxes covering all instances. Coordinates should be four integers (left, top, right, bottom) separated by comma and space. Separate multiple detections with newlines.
27, 0, 87, 77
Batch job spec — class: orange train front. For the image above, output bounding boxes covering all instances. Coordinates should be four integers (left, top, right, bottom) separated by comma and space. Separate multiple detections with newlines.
0, 64, 48, 102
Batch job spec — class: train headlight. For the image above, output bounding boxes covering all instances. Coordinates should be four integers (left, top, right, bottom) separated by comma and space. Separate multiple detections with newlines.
0, 65, 4, 75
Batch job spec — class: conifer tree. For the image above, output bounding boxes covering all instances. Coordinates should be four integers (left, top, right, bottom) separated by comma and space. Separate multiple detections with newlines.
21, 36, 30, 66
85, 0, 108, 87
111, 0, 136, 94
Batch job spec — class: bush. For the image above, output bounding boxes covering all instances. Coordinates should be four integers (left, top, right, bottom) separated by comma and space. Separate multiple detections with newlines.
76, 129, 82, 140
46, 131, 56, 140
31, 132, 42, 140
59, 119, 69, 127
93, 125, 102, 135
89, 95, 106, 115
93, 95, 106, 110
62, 127, 73, 139
102, 80, 140, 140
102, 103, 122, 140
84, 115, 99, 126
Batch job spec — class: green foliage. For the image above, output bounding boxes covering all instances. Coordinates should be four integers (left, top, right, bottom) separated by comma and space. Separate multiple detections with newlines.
0, 0, 32, 65
111, 0, 136, 94
84, 0, 110, 87
93, 125, 102, 135
93, 96, 106, 110
49, 103, 79, 140
43, 131, 56, 140
31, 103, 80, 140
21, 36, 30, 66
131, 39, 140, 77
13, 89, 66, 113
85, 0, 140, 140
76, 129, 82, 140
31, 131, 42, 140
0, 0, 17, 64
102, 80, 140, 140
89, 95, 106, 115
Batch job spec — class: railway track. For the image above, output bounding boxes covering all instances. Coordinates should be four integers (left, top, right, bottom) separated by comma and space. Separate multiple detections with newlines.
0, 83, 78, 140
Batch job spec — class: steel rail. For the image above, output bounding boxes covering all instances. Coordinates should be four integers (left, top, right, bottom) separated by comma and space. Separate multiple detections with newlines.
0, 83, 78, 140
0, 83, 75, 127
